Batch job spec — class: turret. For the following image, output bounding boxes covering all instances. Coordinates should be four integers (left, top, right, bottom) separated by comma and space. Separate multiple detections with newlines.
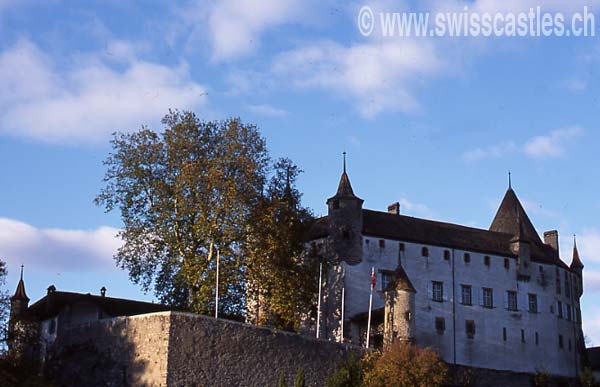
383, 265, 416, 348
511, 208, 532, 279
8, 265, 30, 350
326, 153, 364, 265
570, 235, 584, 297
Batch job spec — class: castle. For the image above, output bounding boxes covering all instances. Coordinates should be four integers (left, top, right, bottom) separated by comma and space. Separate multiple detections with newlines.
305, 162, 585, 377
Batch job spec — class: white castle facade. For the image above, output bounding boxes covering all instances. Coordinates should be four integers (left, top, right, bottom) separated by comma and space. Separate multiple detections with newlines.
306, 165, 585, 378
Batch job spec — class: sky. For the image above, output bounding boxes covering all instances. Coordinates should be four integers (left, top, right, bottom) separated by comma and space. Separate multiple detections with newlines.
1, 0, 600, 344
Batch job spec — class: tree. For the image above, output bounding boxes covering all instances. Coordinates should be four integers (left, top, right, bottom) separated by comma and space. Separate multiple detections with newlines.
96, 111, 270, 314
0, 260, 9, 355
244, 159, 316, 330
362, 342, 449, 387
325, 354, 363, 387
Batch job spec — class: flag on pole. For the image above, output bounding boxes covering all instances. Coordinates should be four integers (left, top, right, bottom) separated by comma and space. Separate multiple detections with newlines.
371, 267, 376, 289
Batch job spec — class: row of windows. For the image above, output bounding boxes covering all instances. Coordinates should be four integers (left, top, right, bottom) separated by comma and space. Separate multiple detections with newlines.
434, 317, 573, 350
432, 282, 539, 313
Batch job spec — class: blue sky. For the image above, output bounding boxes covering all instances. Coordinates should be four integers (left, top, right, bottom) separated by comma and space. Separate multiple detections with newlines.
1, 0, 600, 344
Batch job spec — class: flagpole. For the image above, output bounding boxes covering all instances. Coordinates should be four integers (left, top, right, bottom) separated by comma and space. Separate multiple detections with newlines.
215, 248, 220, 319
316, 260, 323, 339
366, 267, 375, 349
340, 286, 345, 343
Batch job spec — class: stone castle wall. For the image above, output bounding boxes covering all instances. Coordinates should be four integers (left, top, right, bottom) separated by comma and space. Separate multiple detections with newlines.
45, 311, 362, 387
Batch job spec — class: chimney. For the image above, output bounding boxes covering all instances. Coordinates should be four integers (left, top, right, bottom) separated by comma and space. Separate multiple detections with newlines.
47, 285, 56, 295
544, 230, 559, 252
100, 287, 106, 297
388, 202, 400, 215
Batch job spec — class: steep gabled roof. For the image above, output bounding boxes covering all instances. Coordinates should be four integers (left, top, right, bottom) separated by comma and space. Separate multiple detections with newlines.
490, 188, 542, 244
11, 266, 29, 302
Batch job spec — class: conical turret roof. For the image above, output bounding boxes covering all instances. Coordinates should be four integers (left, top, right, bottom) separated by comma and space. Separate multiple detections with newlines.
490, 187, 542, 244
570, 235, 584, 270
385, 265, 416, 293
11, 265, 29, 302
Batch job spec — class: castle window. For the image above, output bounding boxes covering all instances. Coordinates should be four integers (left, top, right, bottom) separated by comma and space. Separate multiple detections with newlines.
381, 272, 393, 291
484, 256, 490, 266
432, 281, 443, 302
379, 239, 385, 248
566, 304, 572, 321
557, 301, 563, 319
435, 317, 445, 334
365, 239, 370, 245
463, 253, 471, 264
443, 250, 450, 260
535, 332, 539, 345
465, 320, 475, 339
332, 200, 340, 209
504, 258, 510, 270
528, 294, 538, 313
422, 247, 429, 257
558, 334, 564, 349
482, 288, 493, 308
405, 311, 411, 321
564, 272, 571, 298
568, 339, 572, 351
399, 243, 405, 251
506, 291, 518, 311
503, 327, 507, 341
521, 329, 525, 343
539, 265, 544, 273
556, 269, 561, 295
461, 285, 472, 306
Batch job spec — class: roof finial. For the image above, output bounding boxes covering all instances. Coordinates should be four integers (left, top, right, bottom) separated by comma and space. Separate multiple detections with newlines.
20, 264, 24, 281
508, 171, 512, 189
343, 151, 347, 174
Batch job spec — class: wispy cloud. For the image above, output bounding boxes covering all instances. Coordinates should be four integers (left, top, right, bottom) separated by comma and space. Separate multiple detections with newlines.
244, 103, 288, 117
0, 39, 207, 144
463, 127, 583, 162
0, 217, 121, 271
398, 197, 436, 219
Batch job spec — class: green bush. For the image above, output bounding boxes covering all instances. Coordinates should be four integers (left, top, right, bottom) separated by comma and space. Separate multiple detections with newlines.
325, 354, 363, 387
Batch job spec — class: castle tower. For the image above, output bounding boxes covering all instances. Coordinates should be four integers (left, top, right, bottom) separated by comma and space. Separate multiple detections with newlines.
383, 265, 416, 348
570, 235, 584, 297
511, 208, 532, 279
326, 153, 364, 265
8, 265, 30, 351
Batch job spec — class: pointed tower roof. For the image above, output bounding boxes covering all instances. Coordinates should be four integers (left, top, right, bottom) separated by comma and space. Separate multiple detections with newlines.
328, 152, 362, 201
11, 265, 29, 302
385, 265, 416, 293
490, 186, 542, 244
570, 235, 584, 270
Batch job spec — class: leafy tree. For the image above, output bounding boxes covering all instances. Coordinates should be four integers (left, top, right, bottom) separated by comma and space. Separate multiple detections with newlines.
96, 111, 270, 314
325, 354, 363, 387
293, 368, 305, 387
0, 260, 9, 355
580, 368, 597, 387
362, 342, 449, 387
244, 159, 316, 330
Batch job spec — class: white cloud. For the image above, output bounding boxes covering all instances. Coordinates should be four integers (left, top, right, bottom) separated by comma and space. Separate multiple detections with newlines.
462, 127, 583, 162
244, 103, 288, 117
0, 39, 208, 144
0, 217, 122, 271
577, 229, 600, 265
269, 39, 442, 117
398, 197, 436, 219
564, 79, 587, 92
584, 270, 600, 292
524, 127, 583, 159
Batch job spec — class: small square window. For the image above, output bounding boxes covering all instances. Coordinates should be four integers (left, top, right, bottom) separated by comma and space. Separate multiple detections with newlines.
444, 250, 451, 260
484, 256, 491, 266
507, 291, 518, 311
528, 294, 538, 313
464, 253, 471, 263
422, 247, 429, 257
332, 200, 340, 209
466, 320, 475, 339
482, 288, 493, 308
399, 243, 405, 251
379, 239, 385, 248
504, 258, 510, 270
435, 317, 445, 333
461, 285, 472, 306
381, 272, 393, 291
